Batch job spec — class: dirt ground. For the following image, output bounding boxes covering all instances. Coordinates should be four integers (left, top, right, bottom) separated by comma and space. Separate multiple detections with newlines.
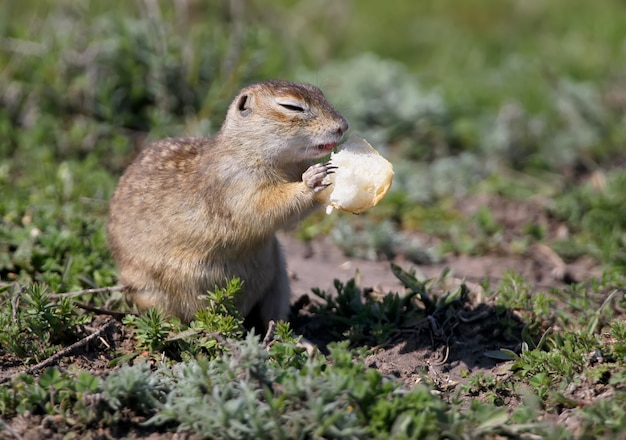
282, 231, 597, 390
282, 194, 602, 392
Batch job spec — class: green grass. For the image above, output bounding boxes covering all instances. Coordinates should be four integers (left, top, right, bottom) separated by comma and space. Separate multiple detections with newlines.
1, 0, 626, 438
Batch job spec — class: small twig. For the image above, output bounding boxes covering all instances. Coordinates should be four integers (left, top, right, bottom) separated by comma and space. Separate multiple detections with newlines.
0, 319, 118, 385
48, 285, 125, 299
98, 336, 112, 350
11, 286, 23, 325
262, 320, 277, 347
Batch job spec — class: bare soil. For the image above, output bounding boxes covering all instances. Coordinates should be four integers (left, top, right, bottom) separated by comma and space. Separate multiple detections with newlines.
283, 194, 602, 399
283, 233, 594, 390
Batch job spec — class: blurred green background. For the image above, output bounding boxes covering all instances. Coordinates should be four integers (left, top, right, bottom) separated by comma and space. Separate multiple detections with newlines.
2, 0, 626, 292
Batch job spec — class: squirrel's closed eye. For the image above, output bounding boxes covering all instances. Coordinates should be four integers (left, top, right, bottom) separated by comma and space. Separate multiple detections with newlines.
278, 103, 305, 112
276, 97, 307, 112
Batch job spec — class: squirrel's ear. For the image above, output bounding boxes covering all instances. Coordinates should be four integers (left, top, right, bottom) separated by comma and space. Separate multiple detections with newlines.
237, 94, 252, 116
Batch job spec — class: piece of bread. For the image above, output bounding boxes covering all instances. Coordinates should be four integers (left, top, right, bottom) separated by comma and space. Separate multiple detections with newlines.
315, 136, 394, 214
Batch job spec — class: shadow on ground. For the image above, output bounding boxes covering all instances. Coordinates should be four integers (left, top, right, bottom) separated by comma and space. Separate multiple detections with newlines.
291, 274, 529, 389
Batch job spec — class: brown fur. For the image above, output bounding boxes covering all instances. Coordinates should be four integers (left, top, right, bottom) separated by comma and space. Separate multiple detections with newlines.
107, 80, 348, 325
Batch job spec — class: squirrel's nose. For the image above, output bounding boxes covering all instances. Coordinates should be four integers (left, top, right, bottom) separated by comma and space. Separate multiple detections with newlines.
335, 117, 349, 136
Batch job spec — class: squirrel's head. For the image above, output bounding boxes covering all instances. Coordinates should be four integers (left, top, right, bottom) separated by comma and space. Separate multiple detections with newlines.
221, 80, 349, 164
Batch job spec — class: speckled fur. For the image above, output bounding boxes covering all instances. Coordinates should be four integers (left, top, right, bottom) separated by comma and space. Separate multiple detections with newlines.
107, 80, 348, 325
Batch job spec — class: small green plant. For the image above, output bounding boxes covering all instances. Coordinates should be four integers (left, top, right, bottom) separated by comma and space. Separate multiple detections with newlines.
609, 319, 626, 361
577, 393, 626, 438
0, 283, 90, 362
122, 308, 179, 353
307, 265, 475, 348
192, 278, 245, 337
122, 278, 245, 358
0, 368, 99, 420
102, 361, 166, 417
309, 276, 426, 346
267, 321, 309, 370
1, 362, 169, 430
493, 270, 536, 311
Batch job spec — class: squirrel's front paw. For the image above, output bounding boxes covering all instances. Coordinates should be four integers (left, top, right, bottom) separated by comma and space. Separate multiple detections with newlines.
303, 162, 337, 193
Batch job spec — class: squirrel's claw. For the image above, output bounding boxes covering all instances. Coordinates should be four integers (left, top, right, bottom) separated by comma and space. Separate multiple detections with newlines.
303, 162, 336, 193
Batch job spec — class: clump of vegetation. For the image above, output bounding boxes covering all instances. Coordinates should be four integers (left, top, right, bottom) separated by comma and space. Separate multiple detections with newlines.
122, 278, 246, 358
305, 265, 477, 347
0, 284, 90, 362
552, 169, 626, 269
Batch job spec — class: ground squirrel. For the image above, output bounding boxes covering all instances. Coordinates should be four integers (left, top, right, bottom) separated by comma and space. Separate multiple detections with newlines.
107, 80, 349, 327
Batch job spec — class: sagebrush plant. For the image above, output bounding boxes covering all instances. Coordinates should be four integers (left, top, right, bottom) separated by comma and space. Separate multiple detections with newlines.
0, 364, 165, 428
144, 335, 548, 439
0, 368, 99, 420
102, 361, 167, 417
330, 217, 440, 264
0, 334, 571, 439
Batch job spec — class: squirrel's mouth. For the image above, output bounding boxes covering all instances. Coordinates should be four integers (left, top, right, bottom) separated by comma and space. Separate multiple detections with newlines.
316, 142, 337, 153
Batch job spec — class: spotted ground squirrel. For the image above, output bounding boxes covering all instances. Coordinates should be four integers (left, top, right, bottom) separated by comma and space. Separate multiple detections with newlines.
107, 80, 349, 328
